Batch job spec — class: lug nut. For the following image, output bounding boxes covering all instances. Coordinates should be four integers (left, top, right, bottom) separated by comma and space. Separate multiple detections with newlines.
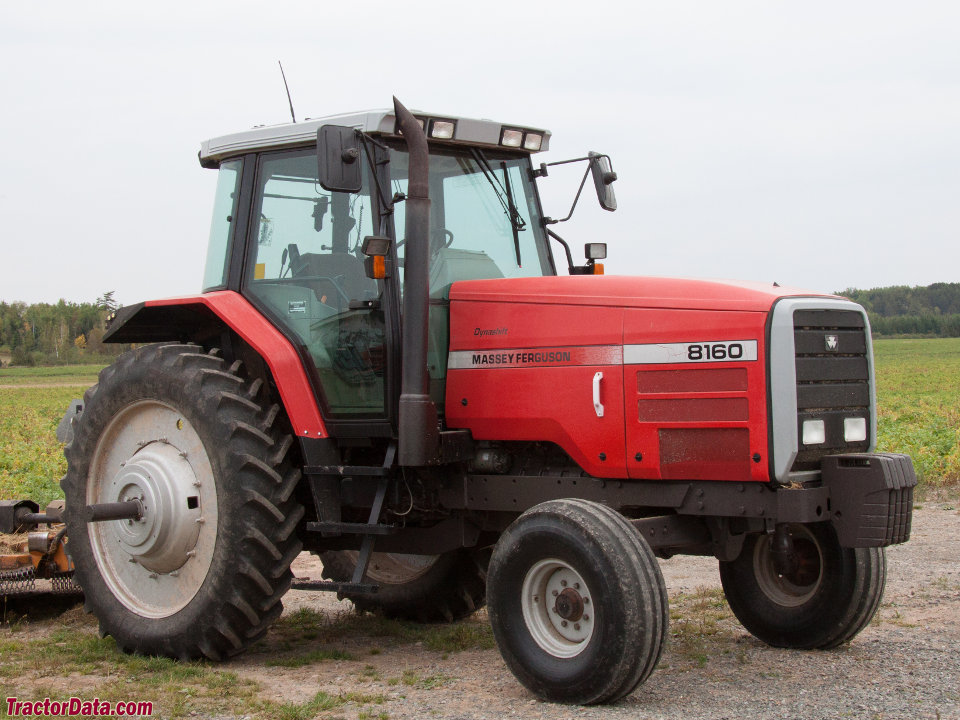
583, 614, 590, 621
574, 623, 581, 631
552, 589, 558, 597
560, 580, 567, 587
561, 621, 568, 627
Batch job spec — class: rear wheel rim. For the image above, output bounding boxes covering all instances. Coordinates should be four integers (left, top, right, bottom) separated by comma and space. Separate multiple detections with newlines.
520, 558, 595, 658
86, 401, 218, 618
341, 551, 438, 585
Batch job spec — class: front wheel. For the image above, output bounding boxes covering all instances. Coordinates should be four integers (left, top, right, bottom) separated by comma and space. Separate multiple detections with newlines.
719, 522, 886, 649
487, 500, 668, 705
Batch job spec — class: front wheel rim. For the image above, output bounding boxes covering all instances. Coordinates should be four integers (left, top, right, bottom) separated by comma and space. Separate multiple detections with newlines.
521, 558, 595, 658
753, 525, 823, 607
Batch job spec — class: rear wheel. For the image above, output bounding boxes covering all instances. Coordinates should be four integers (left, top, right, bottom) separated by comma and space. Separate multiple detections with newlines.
62, 343, 303, 660
487, 499, 668, 705
319, 548, 487, 622
719, 522, 886, 649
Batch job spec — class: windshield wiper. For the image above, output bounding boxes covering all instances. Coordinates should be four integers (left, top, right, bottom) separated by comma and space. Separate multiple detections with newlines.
469, 149, 527, 266
500, 160, 524, 267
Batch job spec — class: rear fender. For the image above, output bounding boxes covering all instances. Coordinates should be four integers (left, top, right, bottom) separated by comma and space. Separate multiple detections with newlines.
104, 291, 327, 438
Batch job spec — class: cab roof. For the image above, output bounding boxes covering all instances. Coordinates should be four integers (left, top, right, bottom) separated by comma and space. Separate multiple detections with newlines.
199, 108, 551, 167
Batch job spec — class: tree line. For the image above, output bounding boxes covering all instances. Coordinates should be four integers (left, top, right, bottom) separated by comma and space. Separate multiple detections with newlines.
838, 283, 960, 337
0, 292, 126, 367
1, 282, 957, 366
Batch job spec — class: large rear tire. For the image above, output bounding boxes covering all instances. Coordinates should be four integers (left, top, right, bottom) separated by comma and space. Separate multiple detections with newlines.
319, 549, 487, 622
487, 499, 668, 705
62, 343, 304, 660
719, 522, 886, 649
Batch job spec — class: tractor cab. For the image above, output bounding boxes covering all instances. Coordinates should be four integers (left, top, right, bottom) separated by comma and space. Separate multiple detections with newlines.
197, 105, 614, 439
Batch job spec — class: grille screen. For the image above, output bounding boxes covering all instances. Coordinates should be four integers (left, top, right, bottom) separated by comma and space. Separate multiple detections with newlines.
792, 309, 871, 471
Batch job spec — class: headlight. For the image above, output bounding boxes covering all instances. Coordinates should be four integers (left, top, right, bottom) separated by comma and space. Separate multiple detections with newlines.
844, 417, 867, 442
523, 133, 543, 151
802, 419, 825, 445
500, 128, 523, 147
430, 119, 456, 139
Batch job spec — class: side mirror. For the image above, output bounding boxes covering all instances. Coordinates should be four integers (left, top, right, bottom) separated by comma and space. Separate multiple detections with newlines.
317, 125, 362, 193
588, 152, 617, 212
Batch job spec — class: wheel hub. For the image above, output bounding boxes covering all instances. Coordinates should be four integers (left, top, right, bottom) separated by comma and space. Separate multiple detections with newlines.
107, 442, 202, 573
554, 587, 585, 621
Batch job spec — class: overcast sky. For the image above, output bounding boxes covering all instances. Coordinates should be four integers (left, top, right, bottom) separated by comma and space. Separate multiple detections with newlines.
1, 1, 957, 306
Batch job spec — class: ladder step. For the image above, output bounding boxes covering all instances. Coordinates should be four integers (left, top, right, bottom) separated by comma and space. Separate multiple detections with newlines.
306, 521, 398, 535
291, 579, 379, 594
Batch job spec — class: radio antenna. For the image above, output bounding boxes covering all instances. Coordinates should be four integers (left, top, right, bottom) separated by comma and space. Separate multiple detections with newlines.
278, 61, 296, 123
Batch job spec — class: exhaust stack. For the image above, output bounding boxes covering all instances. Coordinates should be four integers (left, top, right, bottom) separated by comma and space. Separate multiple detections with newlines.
393, 97, 440, 465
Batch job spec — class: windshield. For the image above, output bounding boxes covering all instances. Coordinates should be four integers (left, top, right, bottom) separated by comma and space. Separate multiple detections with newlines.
386, 146, 553, 297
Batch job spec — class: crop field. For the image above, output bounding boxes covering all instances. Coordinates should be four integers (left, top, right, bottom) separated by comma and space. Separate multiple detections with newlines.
873, 337, 960, 491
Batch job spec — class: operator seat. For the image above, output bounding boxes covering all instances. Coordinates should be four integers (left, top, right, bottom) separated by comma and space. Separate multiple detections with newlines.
292, 251, 376, 308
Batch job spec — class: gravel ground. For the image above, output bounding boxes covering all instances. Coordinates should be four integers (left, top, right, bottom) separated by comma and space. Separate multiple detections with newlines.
250, 503, 960, 720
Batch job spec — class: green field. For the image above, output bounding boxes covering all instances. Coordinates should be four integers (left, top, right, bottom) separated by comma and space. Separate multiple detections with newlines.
873, 338, 960, 491
0, 363, 103, 387
1, 339, 957, 507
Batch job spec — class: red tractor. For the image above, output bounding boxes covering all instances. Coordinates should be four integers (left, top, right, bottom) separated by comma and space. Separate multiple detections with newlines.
45, 99, 913, 704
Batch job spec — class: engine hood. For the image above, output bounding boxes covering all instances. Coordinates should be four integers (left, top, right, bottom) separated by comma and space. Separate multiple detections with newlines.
448, 275, 836, 313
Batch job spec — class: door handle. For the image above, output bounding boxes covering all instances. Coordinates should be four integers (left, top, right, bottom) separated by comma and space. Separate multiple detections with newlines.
593, 372, 604, 418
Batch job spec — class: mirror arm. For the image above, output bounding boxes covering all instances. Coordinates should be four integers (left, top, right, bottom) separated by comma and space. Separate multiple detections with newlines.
358, 133, 395, 215
543, 165, 592, 225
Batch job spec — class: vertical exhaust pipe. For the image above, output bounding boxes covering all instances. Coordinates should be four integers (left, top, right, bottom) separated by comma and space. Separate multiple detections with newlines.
393, 97, 439, 465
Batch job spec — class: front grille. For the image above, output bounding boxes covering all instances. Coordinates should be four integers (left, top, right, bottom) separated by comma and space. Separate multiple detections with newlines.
792, 309, 871, 471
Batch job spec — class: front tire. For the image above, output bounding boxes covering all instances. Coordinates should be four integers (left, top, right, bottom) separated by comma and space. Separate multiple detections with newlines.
719, 522, 886, 649
62, 344, 304, 660
487, 500, 668, 705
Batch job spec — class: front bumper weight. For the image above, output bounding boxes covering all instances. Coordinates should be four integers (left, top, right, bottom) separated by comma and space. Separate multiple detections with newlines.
822, 453, 916, 547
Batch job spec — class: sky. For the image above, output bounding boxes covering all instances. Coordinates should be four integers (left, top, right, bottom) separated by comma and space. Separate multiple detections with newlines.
1, 1, 957, 306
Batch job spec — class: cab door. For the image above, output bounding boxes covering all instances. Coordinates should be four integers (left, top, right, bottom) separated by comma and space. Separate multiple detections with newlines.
243, 148, 390, 422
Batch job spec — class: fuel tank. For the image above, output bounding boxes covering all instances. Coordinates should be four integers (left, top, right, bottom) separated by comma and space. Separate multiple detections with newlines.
444, 275, 830, 481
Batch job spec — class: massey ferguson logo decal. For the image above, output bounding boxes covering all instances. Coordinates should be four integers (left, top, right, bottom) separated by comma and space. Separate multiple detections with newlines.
825, 334, 839, 351
448, 346, 623, 369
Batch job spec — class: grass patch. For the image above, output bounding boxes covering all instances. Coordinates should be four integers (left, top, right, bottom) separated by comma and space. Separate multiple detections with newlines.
0, 386, 81, 507
268, 607, 494, 653
264, 647, 356, 668
391, 669, 452, 689
0, 364, 104, 386
257, 690, 345, 720
0, 619, 263, 718
668, 586, 734, 667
